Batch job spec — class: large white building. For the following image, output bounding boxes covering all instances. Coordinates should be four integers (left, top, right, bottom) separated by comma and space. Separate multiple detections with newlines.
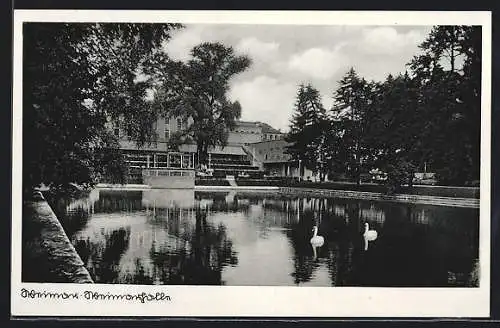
112, 116, 296, 179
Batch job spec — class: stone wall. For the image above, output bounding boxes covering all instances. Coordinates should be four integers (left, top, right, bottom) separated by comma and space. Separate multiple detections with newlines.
279, 187, 480, 208
22, 192, 93, 283
142, 169, 195, 189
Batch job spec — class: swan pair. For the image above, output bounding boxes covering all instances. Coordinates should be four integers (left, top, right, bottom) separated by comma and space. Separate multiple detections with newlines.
310, 222, 378, 253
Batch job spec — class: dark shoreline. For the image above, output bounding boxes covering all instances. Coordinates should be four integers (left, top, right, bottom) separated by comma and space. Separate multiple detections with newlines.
196, 179, 480, 199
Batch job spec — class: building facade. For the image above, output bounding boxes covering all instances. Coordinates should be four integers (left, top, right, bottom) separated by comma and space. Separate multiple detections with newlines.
247, 139, 315, 180
111, 115, 326, 180
112, 117, 288, 178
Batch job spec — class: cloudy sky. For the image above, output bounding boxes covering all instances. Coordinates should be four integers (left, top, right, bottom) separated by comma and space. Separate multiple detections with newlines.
163, 24, 433, 132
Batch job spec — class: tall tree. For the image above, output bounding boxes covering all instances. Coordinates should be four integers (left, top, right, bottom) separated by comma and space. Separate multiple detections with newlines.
365, 74, 420, 191
23, 23, 181, 192
331, 68, 373, 185
148, 42, 251, 165
408, 25, 481, 185
285, 84, 329, 180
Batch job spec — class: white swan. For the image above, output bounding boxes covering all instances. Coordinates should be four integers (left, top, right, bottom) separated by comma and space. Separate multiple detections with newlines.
310, 226, 324, 246
363, 222, 378, 251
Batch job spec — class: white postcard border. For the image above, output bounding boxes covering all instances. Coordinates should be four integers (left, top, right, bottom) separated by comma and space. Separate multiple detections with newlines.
11, 10, 492, 318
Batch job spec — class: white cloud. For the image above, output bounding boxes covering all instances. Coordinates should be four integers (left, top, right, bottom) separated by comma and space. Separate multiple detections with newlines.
358, 27, 426, 55
287, 47, 346, 80
160, 24, 432, 127
235, 37, 280, 62
321, 94, 335, 112
163, 27, 204, 61
228, 76, 297, 132
328, 26, 430, 81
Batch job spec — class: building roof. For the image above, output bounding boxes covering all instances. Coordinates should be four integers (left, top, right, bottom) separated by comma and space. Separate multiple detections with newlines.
247, 139, 290, 146
179, 144, 246, 155
234, 120, 282, 134
257, 122, 282, 134
234, 120, 261, 127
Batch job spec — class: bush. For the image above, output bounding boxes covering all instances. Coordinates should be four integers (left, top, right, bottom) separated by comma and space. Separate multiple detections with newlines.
384, 160, 417, 194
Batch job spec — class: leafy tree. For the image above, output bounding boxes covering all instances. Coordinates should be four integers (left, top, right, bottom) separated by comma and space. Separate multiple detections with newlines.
408, 26, 481, 185
324, 26, 481, 189
23, 23, 181, 192
363, 73, 421, 190
285, 84, 329, 180
147, 42, 251, 165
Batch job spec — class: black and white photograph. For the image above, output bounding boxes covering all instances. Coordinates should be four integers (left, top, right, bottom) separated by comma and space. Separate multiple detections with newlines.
12, 10, 491, 317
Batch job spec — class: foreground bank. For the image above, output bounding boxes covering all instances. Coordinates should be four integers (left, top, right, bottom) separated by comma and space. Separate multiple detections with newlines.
22, 192, 93, 283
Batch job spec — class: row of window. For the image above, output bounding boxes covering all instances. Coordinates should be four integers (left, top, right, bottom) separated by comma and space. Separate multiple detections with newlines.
233, 130, 260, 134
264, 154, 288, 161
114, 119, 281, 142
264, 134, 282, 140
259, 146, 285, 153
164, 118, 187, 139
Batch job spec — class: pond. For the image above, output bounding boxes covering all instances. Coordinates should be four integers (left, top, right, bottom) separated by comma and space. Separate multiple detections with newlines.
51, 189, 479, 287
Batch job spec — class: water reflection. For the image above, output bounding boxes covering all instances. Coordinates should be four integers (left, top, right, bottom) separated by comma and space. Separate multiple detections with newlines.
58, 189, 479, 287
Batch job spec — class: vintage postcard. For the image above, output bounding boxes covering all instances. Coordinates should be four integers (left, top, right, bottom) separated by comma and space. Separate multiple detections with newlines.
12, 10, 491, 317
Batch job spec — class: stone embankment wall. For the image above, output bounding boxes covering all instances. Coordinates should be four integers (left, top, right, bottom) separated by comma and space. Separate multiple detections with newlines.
279, 187, 480, 208
22, 192, 93, 283
142, 169, 195, 189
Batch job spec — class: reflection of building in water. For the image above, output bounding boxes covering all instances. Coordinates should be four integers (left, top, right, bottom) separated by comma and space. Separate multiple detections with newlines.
94, 190, 144, 213
359, 204, 386, 224
197, 199, 214, 209
285, 199, 301, 224
261, 198, 307, 226
248, 203, 264, 217
65, 189, 100, 214
142, 189, 195, 209
225, 191, 237, 204
244, 201, 296, 228
412, 208, 430, 225
302, 198, 312, 212
297, 198, 327, 215
332, 204, 346, 217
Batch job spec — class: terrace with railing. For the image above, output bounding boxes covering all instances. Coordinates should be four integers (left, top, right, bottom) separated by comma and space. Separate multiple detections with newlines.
208, 153, 263, 178
119, 152, 195, 184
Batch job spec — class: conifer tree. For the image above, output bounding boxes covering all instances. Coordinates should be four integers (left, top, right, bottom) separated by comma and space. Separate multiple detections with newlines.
285, 84, 329, 180
331, 68, 372, 185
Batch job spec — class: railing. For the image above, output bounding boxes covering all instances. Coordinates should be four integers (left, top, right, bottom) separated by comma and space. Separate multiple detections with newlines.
210, 164, 260, 170
143, 168, 195, 177
211, 160, 253, 165
124, 152, 196, 169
